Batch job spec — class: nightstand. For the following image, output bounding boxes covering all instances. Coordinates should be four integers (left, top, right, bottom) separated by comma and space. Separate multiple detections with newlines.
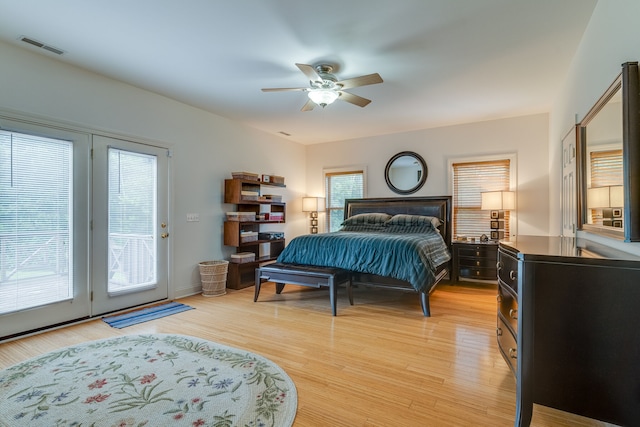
451, 240, 499, 282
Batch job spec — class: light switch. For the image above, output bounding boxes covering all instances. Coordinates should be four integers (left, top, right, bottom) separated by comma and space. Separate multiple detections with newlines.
186, 213, 200, 222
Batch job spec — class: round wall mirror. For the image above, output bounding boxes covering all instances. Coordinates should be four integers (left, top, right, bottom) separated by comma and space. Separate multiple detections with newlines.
384, 151, 428, 195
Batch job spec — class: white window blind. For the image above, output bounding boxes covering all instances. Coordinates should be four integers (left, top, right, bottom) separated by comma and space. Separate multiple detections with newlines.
0, 130, 73, 314
452, 159, 511, 239
589, 149, 623, 224
590, 149, 623, 187
325, 171, 363, 232
108, 148, 157, 293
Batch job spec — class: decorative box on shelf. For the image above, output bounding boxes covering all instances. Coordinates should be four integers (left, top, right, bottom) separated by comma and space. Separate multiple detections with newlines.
230, 252, 256, 263
240, 190, 259, 201
262, 175, 285, 185
226, 212, 255, 221
262, 194, 282, 202
259, 231, 284, 240
269, 212, 284, 222
232, 172, 260, 181
240, 231, 258, 243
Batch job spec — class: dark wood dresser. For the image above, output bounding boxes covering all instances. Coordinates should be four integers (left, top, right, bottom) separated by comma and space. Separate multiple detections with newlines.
498, 236, 640, 426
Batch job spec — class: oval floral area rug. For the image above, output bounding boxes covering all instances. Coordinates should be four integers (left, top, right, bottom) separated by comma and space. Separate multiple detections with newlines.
0, 334, 297, 427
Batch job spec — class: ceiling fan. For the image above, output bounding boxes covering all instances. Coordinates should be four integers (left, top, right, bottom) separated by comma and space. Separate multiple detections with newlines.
261, 63, 383, 111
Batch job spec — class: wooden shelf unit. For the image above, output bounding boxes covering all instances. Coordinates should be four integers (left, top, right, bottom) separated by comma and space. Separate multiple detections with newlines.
223, 178, 286, 289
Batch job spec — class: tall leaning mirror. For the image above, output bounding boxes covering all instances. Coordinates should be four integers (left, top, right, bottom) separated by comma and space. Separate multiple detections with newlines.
578, 61, 640, 242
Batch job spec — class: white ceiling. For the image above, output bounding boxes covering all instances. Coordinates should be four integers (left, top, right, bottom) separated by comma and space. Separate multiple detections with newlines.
0, 0, 597, 145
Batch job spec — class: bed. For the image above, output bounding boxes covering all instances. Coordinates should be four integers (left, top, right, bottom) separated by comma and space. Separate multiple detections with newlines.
264, 196, 452, 316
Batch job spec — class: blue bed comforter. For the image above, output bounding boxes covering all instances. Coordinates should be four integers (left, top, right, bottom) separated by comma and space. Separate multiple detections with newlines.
276, 230, 451, 292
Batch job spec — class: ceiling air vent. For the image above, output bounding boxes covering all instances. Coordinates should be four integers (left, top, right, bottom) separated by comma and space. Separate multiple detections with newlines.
19, 36, 65, 55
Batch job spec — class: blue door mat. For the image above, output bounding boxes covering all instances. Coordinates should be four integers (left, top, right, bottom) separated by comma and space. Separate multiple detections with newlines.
102, 302, 194, 328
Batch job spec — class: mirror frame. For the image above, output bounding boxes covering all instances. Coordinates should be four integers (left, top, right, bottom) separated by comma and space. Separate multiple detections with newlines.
384, 151, 428, 195
578, 61, 640, 242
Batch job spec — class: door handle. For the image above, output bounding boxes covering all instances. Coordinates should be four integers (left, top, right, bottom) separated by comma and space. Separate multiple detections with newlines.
161, 233, 169, 239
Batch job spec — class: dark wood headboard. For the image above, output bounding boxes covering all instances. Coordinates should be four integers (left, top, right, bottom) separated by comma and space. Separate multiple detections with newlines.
344, 196, 452, 246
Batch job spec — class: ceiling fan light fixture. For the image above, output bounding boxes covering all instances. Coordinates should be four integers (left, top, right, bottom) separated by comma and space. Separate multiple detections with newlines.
308, 88, 339, 107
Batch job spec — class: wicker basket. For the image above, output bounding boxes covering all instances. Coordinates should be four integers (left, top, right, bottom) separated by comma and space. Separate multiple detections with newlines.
198, 260, 229, 297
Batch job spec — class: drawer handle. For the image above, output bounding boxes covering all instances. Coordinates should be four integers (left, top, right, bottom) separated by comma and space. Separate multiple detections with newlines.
509, 270, 517, 281
496, 294, 502, 303
509, 308, 518, 320
496, 261, 502, 271
496, 327, 503, 336
509, 348, 518, 359
476, 261, 480, 266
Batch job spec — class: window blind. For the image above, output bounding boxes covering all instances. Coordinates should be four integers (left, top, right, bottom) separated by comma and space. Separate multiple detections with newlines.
0, 130, 73, 314
108, 148, 157, 291
590, 149, 623, 187
452, 159, 511, 239
589, 149, 623, 224
325, 171, 363, 232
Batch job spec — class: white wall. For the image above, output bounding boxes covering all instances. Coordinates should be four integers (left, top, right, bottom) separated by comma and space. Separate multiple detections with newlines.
0, 40, 307, 297
549, 0, 640, 254
307, 113, 550, 237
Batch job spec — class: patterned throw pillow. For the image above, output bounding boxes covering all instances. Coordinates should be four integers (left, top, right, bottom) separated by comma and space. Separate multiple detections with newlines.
385, 214, 441, 228
340, 224, 388, 232
341, 213, 392, 226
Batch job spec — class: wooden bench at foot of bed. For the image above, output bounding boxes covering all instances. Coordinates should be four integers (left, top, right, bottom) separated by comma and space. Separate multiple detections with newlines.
254, 263, 353, 316
255, 262, 447, 317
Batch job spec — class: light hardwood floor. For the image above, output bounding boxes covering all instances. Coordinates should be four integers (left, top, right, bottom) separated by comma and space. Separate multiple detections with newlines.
0, 282, 617, 427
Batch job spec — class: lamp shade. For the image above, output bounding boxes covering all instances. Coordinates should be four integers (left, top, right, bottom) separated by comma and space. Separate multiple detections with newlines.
481, 191, 515, 210
587, 185, 624, 208
302, 197, 326, 212
610, 185, 624, 207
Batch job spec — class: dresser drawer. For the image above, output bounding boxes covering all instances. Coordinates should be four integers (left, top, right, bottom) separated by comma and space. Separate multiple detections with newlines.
497, 250, 518, 292
497, 284, 518, 335
458, 256, 498, 269
497, 316, 517, 377
458, 246, 498, 260
459, 266, 497, 280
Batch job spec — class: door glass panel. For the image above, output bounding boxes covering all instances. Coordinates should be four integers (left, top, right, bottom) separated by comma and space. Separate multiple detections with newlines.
108, 148, 157, 295
0, 130, 72, 313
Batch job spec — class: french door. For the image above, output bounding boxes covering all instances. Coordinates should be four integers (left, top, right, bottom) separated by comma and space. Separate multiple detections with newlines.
0, 119, 169, 338
91, 135, 169, 315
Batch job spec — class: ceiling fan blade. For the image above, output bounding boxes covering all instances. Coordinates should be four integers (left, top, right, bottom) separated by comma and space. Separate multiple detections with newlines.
337, 73, 383, 90
296, 63, 323, 83
301, 99, 316, 112
338, 91, 372, 108
261, 87, 307, 92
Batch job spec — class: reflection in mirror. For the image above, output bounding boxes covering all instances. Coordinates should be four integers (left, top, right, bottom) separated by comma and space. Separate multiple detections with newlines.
585, 87, 623, 229
384, 151, 427, 195
578, 61, 640, 242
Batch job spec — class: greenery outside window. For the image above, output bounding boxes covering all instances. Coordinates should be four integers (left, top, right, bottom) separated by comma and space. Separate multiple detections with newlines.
325, 170, 364, 232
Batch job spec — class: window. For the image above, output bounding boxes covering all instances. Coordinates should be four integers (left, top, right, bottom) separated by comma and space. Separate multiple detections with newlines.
325, 169, 364, 232
452, 158, 512, 239
0, 130, 73, 313
590, 149, 623, 187
589, 149, 623, 225
108, 148, 158, 293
